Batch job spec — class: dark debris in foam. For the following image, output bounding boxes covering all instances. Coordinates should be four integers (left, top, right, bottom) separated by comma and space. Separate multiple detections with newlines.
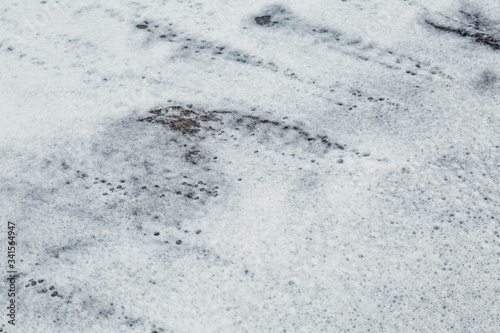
132, 5, 451, 88
138, 105, 345, 151
250, 5, 451, 80
254, 5, 292, 27
24, 277, 62, 298
426, 10, 500, 51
